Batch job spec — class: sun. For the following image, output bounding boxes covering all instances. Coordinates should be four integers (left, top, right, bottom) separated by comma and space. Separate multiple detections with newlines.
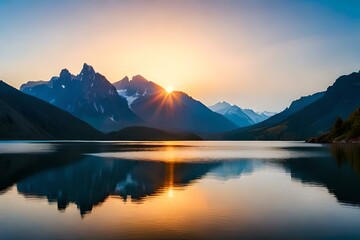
166, 86, 173, 93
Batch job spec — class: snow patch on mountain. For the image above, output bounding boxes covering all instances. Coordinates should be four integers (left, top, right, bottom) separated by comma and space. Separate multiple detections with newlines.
209, 101, 277, 126
117, 89, 139, 107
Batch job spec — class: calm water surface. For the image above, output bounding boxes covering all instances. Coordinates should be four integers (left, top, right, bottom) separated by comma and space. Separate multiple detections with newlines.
0, 141, 360, 239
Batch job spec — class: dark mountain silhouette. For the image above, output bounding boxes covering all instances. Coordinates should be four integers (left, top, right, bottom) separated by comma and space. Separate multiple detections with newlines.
21, 63, 142, 132
0, 80, 102, 140
108, 126, 202, 140
0, 142, 103, 192
16, 155, 219, 216
114, 76, 238, 133
1, 80, 200, 141
209, 102, 255, 127
278, 144, 360, 207
4, 141, 360, 216
222, 71, 360, 140
308, 107, 360, 143
258, 91, 325, 127
19, 80, 49, 90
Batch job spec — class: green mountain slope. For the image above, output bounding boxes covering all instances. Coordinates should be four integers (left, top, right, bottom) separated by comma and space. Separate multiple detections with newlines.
308, 108, 360, 143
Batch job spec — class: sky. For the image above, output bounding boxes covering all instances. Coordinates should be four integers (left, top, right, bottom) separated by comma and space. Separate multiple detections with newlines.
1, 0, 360, 112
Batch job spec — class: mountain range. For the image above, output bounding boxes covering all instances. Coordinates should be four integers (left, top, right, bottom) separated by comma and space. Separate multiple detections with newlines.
3, 64, 360, 140
21, 64, 142, 132
0, 80, 101, 140
0, 80, 202, 140
113, 74, 238, 133
221, 71, 360, 140
3, 143, 359, 214
208, 102, 276, 127
21, 64, 237, 134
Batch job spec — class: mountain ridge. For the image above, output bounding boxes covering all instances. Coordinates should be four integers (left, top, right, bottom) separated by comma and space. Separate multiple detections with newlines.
21, 63, 142, 132
208, 102, 255, 127
221, 71, 360, 140
0, 80, 102, 140
114, 76, 238, 133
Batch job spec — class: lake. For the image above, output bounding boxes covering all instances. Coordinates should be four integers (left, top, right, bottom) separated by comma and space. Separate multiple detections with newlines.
0, 141, 360, 239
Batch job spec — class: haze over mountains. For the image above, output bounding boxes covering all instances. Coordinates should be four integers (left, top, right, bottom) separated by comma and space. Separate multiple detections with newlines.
21, 64, 141, 132
0, 81, 203, 141
113, 75, 162, 106
113, 74, 238, 133
209, 102, 276, 128
20, 63, 238, 134
222, 71, 360, 140
0, 63, 358, 140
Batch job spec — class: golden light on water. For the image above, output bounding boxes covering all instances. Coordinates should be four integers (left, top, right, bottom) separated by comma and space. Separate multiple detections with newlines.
168, 187, 174, 198
166, 150, 175, 198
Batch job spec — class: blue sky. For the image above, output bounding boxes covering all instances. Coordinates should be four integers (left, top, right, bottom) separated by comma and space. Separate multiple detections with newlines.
1, 0, 360, 111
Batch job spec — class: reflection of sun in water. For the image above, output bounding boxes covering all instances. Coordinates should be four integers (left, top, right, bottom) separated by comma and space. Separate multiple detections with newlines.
168, 186, 174, 198
166, 86, 173, 93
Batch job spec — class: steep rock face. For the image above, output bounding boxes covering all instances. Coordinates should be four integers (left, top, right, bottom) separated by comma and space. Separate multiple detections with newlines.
0, 80, 102, 140
21, 64, 142, 132
222, 71, 360, 140
114, 76, 238, 133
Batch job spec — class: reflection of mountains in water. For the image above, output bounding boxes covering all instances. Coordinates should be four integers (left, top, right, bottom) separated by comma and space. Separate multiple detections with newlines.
279, 144, 360, 207
3, 142, 360, 216
208, 160, 256, 180
16, 156, 225, 216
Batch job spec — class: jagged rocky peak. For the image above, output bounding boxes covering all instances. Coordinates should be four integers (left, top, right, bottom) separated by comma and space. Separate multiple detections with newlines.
113, 74, 163, 97
131, 75, 149, 83
81, 63, 95, 74
19, 63, 142, 132
121, 76, 130, 83
52, 68, 74, 89
113, 76, 129, 89
59, 68, 71, 78
79, 63, 96, 80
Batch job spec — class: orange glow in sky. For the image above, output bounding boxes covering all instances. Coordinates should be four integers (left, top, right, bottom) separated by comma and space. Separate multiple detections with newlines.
1, 1, 360, 111
166, 86, 173, 94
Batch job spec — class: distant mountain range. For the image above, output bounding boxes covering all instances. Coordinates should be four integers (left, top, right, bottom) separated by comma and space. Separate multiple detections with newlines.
0, 80, 202, 140
21, 64, 142, 132
221, 71, 360, 140
208, 102, 276, 127
113, 74, 238, 133
3, 63, 359, 140
21, 64, 237, 134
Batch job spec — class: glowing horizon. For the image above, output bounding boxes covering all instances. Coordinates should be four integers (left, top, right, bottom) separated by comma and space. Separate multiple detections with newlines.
1, 1, 360, 112
166, 86, 173, 94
